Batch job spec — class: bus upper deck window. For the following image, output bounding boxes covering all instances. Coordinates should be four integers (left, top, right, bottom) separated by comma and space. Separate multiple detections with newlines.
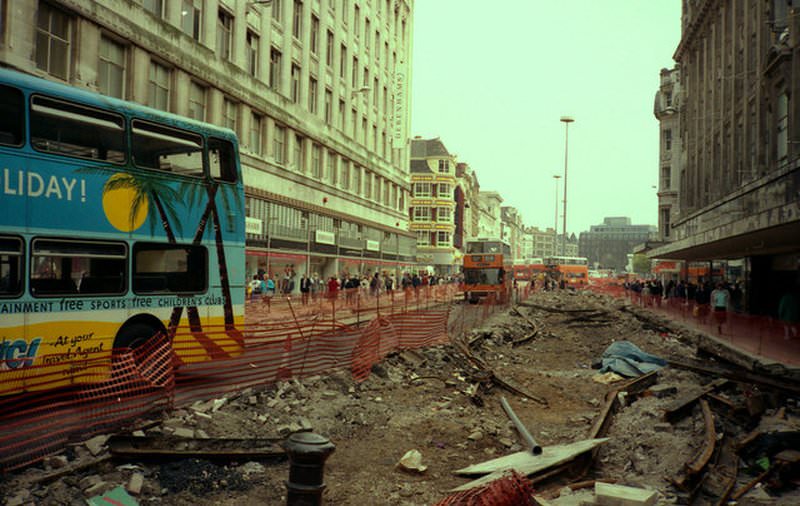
209, 137, 238, 183
0, 85, 24, 146
30, 95, 125, 163
132, 120, 203, 177
30, 239, 126, 297
0, 236, 24, 297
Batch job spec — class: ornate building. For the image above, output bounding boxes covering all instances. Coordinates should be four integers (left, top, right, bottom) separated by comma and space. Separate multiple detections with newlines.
2, 0, 416, 284
649, 0, 800, 315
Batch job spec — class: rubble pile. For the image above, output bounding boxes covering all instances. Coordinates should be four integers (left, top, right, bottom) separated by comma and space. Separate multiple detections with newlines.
2, 290, 798, 505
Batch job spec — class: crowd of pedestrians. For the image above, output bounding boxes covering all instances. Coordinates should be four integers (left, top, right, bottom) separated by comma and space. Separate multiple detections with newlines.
246, 266, 461, 306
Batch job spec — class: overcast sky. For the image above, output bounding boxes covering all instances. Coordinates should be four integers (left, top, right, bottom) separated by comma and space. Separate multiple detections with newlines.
410, 1, 682, 236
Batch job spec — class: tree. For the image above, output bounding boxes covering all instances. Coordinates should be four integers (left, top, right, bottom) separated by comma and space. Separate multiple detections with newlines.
632, 254, 652, 275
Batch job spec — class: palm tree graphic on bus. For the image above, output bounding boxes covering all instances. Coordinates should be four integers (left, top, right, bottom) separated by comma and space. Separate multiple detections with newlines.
85, 168, 240, 344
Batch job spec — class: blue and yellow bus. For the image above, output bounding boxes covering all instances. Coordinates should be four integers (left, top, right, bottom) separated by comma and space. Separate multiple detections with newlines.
0, 67, 245, 394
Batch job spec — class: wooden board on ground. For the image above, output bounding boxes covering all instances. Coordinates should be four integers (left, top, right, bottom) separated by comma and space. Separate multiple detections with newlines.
451, 438, 609, 491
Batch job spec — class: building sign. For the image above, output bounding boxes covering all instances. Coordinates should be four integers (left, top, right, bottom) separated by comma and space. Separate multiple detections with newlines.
245, 217, 262, 235
391, 70, 406, 148
315, 230, 335, 245
365, 239, 380, 252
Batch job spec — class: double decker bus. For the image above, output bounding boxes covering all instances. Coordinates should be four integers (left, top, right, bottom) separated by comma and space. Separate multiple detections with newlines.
0, 68, 245, 395
543, 256, 589, 287
462, 239, 512, 303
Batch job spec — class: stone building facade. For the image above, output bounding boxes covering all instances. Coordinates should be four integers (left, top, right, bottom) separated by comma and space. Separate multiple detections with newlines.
654, 66, 682, 242
2, 0, 416, 285
650, 0, 800, 315
580, 217, 656, 272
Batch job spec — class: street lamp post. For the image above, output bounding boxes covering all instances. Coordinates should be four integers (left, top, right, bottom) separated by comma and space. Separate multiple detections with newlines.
552, 175, 561, 254
560, 116, 574, 256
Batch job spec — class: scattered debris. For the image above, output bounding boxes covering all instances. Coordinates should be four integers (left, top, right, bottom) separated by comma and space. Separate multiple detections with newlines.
397, 449, 427, 473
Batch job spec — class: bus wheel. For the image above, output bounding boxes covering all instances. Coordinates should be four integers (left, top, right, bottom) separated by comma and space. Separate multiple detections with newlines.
114, 323, 159, 352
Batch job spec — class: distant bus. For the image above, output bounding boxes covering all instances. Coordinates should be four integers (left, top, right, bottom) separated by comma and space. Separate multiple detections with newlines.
0, 67, 245, 395
462, 239, 512, 302
543, 256, 589, 287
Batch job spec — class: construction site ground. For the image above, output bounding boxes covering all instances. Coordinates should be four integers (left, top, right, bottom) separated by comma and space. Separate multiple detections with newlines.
3, 289, 799, 505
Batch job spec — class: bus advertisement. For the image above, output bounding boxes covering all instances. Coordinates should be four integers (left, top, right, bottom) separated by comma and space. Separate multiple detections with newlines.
543, 256, 589, 287
0, 68, 245, 395
462, 239, 512, 303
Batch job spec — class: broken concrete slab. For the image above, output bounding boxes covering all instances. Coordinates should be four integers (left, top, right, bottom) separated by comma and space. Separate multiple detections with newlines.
84, 435, 109, 456
452, 438, 609, 491
127, 472, 145, 495
595, 482, 657, 506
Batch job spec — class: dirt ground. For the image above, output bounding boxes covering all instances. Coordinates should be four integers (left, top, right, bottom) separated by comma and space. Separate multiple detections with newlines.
3, 290, 799, 505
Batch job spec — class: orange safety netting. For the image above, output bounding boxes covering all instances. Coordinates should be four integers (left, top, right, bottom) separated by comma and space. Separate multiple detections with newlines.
0, 284, 525, 472
433, 471, 537, 506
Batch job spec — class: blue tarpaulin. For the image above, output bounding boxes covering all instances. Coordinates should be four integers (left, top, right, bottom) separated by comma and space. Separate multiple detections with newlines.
599, 340, 667, 377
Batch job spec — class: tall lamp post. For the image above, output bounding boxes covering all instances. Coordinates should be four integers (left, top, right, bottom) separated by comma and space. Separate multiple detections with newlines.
552, 175, 561, 255
560, 116, 574, 256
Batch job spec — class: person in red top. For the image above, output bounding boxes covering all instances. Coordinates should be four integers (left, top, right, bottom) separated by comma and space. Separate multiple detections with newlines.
327, 276, 339, 301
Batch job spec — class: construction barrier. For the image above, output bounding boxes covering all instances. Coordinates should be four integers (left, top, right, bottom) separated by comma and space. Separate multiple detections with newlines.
587, 283, 800, 367
0, 283, 518, 472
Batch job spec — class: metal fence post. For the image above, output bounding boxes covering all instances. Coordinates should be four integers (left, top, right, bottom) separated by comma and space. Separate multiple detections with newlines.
283, 432, 336, 506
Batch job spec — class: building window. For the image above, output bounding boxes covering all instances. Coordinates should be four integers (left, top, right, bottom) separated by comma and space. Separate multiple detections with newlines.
778, 92, 788, 163
35, 2, 72, 80
373, 77, 379, 107
364, 171, 372, 199
364, 18, 370, 48
660, 166, 671, 190
269, 47, 282, 89
188, 81, 206, 121
291, 63, 301, 103
246, 30, 260, 77
324, 88, 333, 124
437, 160, 449, 173
341, 159, 350, 188
361, 116, 367, 144
142, 0, 163, 17
413, 182, 431, 197
327, 151, 336, 184
664, 129, 672, 151
310, 14, 320, 54
222, 97, 237, 132
181, 0, 202, 41
416, 231, 430, 246
98, 36, 126, 99
351, 107, 357, 137
353, 165, 361, 193
436, 231, 451, 246
338, 98, 346, 130
437, 183, 450, 197
438, 208, 452, 222
293, 134, 304, 170
250, 112, 263, 155
216, 9, 233, 61
375, 31, 380, 59
353, 4, 360, 38
147, 61, 170, 110
352, 56, 358, 87
326, 30, 334, 66
311, 144, 322, 178
292, 0, 303, 39
273, 124, 286, 164
660, 208, 670, 238
308, 75, 318, 113
362, 67, 369, 87
339, 44, 347, 79
272, 0, 282, 21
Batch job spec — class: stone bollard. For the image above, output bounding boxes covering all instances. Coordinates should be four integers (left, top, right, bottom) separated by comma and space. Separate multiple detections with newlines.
283, 432, 336, 506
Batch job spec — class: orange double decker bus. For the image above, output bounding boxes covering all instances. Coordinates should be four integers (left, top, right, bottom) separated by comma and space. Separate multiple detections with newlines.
462, 239, 512, 303
544, 256, 589, 287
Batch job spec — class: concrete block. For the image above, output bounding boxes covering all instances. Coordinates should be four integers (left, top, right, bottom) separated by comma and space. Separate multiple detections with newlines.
596, 482, 657, 506
173, 427, 195, 438
84, 435, 109, 456
126, 472, 145, 495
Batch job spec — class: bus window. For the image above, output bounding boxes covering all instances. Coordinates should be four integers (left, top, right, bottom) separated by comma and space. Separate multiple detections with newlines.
209, 137, 238, 182
0, 237, 23, 297
132, 120, 203, 177
30, 95, 125, 163
133, 243, 207, 294
464, 268, 502, 285
30, 239, 126, 296
0, 85, 24, 146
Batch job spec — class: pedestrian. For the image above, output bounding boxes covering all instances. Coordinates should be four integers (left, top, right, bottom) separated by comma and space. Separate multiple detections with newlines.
710, 282, 730, 334
778, 280, 800, 339
299, 273, 311, 305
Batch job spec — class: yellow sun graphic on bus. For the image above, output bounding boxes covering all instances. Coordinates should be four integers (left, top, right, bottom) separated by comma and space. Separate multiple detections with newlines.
102, 174, 148, 232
